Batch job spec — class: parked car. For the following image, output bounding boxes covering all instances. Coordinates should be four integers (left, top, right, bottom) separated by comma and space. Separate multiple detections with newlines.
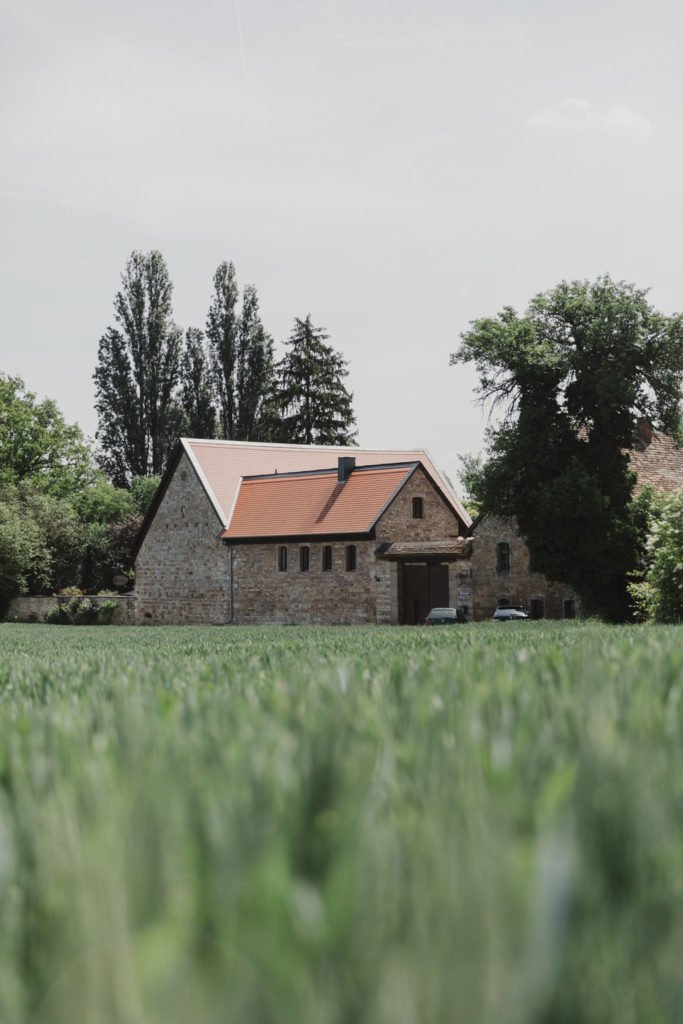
491, 606, 529, 621
424, 607, 467, 625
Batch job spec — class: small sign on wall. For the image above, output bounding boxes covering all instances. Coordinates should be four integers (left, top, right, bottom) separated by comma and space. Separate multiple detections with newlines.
457, 589, 472, 599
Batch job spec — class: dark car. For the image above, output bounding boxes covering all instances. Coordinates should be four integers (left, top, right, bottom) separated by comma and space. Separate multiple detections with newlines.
424, 607, 467, 625
491, 606, 529, 621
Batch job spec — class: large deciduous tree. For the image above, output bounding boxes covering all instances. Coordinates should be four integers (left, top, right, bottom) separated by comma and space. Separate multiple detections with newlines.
270, 315, 357, 445
206, 262, 275, 440
452, 276, 683, 621
94, 250, 183, 485
0, 374, 94, 496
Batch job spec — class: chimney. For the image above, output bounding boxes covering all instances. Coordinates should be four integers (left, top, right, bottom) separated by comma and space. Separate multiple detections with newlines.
338, 456, 355, 483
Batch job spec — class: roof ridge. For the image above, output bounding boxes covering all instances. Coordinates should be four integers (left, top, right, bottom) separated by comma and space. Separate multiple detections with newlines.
241, 461, 419, 482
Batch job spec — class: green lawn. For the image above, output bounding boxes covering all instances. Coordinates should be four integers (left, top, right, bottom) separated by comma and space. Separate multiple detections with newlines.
0, 622, 682, 1023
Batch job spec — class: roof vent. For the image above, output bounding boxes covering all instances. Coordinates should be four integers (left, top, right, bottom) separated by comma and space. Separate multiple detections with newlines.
338, 456, 355, 483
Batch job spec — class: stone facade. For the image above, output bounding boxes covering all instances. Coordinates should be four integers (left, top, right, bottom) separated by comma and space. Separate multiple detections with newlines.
233, 540, 377, 625
231, 466, 465, 625
6, 594, 136, 624
135, 452, 230, 625
374, 468, 461, 542
470, 516, 578, 621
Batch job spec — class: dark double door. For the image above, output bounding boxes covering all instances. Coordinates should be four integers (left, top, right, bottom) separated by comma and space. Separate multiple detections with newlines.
401, 563, 449, 625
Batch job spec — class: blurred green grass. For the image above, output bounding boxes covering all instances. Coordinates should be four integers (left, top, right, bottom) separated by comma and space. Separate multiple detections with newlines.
0, 622, 682, 1023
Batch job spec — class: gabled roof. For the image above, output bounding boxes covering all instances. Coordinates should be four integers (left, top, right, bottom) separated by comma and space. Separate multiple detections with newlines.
222, 463, 417, 540
133, 438, 471, 558
181, 438, 471, 528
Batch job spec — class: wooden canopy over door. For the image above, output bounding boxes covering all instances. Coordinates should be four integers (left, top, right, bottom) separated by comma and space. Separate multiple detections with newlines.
400, 563, 449, 625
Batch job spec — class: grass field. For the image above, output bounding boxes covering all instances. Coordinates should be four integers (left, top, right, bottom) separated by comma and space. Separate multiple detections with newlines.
1, 622, 683, 1023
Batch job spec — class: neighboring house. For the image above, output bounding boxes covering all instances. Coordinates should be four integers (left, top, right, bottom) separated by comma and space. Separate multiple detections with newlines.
470, 420, 683, 621
469, 516, 578, 621
133, 439, 471, 625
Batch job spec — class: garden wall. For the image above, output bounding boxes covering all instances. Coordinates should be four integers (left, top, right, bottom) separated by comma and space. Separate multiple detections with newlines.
6, 594, 136, 625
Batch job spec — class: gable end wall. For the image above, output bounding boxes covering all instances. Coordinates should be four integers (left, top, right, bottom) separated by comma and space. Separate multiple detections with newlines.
135, 452, 230, 624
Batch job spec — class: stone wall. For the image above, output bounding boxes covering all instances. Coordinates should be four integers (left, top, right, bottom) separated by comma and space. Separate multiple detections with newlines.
6, 594, 136, 624
232, 540, 377, 625
375, 467, 462, 541
470, 515, 578, 620
135, 452, 231, 625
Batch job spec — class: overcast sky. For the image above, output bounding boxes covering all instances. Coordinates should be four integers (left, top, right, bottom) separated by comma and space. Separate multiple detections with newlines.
2, 0, 682, 487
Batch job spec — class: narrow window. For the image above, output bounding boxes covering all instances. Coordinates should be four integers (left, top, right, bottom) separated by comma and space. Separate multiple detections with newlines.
299, 546, 310, 572
346, 544, 357, 572
563, 598, 576, 620
496, 542, 511, 573
322, 545, 333, 572
530, 597, 545, 620
412, 496, 424, 519
278, 545, 288, 572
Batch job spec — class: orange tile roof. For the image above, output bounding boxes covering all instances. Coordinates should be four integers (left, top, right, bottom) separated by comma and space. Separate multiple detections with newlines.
222, 464, 416, 539
181, 438, 471, 529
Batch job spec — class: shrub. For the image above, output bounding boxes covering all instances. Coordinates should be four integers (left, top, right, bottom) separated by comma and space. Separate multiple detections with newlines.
97, 600, 118, 625
45, 604, 71, 624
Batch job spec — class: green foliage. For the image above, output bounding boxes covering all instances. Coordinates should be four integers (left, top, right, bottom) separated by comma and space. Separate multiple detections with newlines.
642, 486, 683, 621
94, 250, 184, 485
180, 328, 217, 438
73, 474, 136, 525
97, 599, 118, 624
0, 495, 51, 610
130, 475, 160, 516
44, 603, 70, 624
206, 262, 275, 440
270, 315, 357, 445
453, 276, 683, 620
1, 623, 683, 1020
0, 374, 94, 496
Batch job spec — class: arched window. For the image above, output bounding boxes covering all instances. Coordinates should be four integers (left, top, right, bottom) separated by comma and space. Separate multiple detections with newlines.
299, 546, 310, 572
412, 496, 424, 519
346, 545, 357, 571
496, 596, 511, 608
322, 545, 333, 572
278, 545, 288, 572
496, 542, 511, 573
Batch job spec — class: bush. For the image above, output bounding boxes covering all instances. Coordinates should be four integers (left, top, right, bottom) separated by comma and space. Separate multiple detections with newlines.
46, 596, 117, 625
45, 604, 71, 625
97, 600, 118, 625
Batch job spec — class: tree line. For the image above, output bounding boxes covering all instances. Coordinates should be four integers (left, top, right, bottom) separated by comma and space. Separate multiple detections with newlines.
94, 251, 356, 486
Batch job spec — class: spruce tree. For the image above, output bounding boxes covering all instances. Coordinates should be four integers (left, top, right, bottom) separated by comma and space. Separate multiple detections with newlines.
94, 250, 183, 485
271, 315, 357, 445
205, 262, 275, 441
180, 328, 217, 438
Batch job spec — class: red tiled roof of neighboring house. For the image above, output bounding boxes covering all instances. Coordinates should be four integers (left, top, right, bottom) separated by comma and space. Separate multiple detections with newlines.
629, 429, 683, 494
222, 464, 417, 539
182, 438, 471, 528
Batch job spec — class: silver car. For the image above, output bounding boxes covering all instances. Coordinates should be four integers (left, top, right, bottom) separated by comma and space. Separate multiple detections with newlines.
491, 607, 529, 621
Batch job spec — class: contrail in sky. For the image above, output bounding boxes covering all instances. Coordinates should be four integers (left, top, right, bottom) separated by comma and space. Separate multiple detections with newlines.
234, 0, 247, 77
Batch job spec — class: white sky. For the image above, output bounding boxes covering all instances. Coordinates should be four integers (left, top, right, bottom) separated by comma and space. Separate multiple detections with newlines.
2, 0, 682, 488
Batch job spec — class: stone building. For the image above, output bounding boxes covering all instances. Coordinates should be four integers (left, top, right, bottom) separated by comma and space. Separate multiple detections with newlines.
133, 438, 471, 625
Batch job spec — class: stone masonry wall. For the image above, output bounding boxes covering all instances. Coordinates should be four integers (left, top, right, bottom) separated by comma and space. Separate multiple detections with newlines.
374, 467, 462, 542
232, 540, 376, 624
6, 594, 136, 624
135, 452, 230, 624
471, 516, 578, 621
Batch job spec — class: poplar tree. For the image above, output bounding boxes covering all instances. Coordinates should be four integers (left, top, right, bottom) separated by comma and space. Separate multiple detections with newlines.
271, 315, 357, 445
205, 262, 275, 441
94, 250, 183, 485
180, 328, 217, 438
